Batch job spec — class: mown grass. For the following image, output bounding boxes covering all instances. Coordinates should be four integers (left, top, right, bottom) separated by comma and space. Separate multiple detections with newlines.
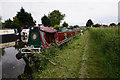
33, 33, 88, 78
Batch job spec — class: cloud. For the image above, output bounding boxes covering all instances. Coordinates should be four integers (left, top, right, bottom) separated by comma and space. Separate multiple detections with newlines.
0, 0, 119, 25
0, 0, 119, 3
0, 0, 44, 2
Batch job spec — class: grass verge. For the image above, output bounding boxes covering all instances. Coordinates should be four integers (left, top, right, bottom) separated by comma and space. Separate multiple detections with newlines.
86, 28, 120, 78
33, 33, 88, 78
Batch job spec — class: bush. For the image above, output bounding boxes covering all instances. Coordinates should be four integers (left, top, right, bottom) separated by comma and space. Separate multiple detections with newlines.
93, 24, 101, 27
109, 23, 116, 26
54, 25, 62, 29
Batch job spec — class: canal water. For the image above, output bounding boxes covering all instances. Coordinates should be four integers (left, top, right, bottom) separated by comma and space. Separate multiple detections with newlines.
1, 36, 27, 79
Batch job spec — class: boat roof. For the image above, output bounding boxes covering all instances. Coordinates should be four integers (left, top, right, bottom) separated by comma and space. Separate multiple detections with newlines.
34, 26, 57, 33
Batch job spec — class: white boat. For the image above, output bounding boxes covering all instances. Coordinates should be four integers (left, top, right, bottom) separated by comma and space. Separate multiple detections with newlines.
0, 29, 19, 36
0, 29, 19, 43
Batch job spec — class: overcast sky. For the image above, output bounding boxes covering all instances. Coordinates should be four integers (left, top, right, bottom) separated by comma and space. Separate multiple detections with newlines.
0, 0, 119, 26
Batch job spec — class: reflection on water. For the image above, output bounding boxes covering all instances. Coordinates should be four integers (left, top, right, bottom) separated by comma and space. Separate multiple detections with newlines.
18, 62, 33, 80
2, 47, 25, 78
0, 42, 16, 49
1, 36, 28, 79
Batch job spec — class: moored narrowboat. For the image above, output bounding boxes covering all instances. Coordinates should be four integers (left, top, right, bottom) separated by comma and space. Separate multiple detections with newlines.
19, 26, 81, 54
0, 29, 19, 43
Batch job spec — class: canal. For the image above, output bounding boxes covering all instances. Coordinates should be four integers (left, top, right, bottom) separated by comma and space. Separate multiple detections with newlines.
1, 36, 28, 79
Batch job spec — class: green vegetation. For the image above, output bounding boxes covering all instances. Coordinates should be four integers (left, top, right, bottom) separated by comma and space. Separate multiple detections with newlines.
73, 25, 79, 28
0, 16, 2, 28
109, 23, 116, 27
20, 44, 61, 79
41, 15, 50, 26
54, 25, 62, 29
62, 21, 69, 27
20, 28, 120, 79
2, 7, 36, 30
32, 34, 87, 78
118, 23, 120, 26
20, 33, 87, 79
48, 10, 65, 26
86, 19, 94, 27
41, 10, 65, 27
3, 19, 13, 28
16, 7, 36, 27
69, 25, 79, 29
93, 23, 101, 27
87, 28, 120, 78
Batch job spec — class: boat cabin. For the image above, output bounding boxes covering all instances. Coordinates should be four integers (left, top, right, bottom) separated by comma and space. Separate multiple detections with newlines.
28, 26, 59, 48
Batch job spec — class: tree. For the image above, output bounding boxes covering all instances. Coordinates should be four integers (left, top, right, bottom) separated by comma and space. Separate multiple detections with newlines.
62, 21, 68, 27
41, 15, 50, 26
4, 19, 12, 28
69, 25, 74, 29
93, 24, 101, 27
4, 18, 20, 30
48, 10, 65, 26
109, 23, 116, 26
10, 22, 20, 28
16, 7, 36, 27
0, 16, 2, 28
12, 16, 21, 29
0, 16, 1, 21
73, 25, 79, 28
13, 16, 20, 24
118, 23, 120, 26
102, 25, 108, 27
86, 19, 94, 27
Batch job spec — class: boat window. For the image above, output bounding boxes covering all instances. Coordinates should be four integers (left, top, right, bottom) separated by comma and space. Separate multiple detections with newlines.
4, 31, 8, 34
45, 33, 55, 44
40, 31, 47, 44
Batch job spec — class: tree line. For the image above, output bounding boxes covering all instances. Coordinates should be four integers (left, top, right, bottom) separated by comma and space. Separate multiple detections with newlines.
1, 7, 36, 32
1, 7, 69, 30
86, 19, 120, 27
1, 7, 119, 31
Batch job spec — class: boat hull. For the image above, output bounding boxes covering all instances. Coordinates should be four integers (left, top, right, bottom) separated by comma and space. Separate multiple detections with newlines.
0, 34, 19, 43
